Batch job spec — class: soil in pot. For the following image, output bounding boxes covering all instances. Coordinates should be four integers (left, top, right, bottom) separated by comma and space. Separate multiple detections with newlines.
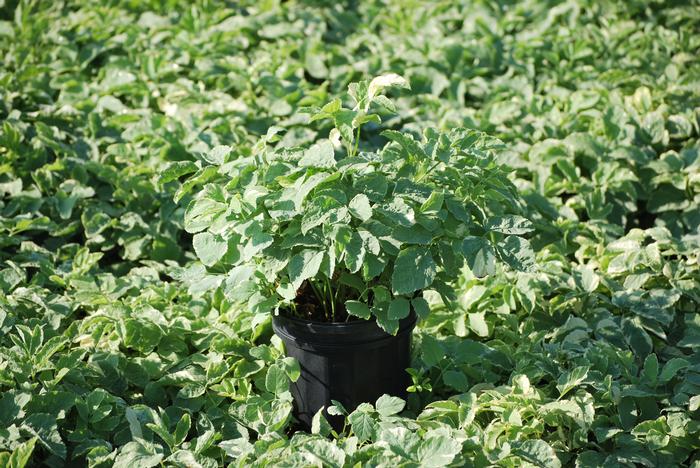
289, 277, 359, 323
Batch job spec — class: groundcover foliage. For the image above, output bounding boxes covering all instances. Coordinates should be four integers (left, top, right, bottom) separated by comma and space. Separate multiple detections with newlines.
0, 0, 699, 466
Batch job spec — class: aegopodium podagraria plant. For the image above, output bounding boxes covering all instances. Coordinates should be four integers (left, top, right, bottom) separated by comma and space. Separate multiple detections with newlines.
180, 75, 535, 334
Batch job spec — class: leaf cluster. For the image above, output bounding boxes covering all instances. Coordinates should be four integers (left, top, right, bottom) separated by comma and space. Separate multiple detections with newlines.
183, 76, 533, 332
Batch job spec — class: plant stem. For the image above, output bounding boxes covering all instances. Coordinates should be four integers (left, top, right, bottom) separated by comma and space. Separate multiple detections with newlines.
325, 276, 336, 321
334, 281, 342, 315
309, 280, 328, 319
353, 125, 361, 157
416, 160, 441, 182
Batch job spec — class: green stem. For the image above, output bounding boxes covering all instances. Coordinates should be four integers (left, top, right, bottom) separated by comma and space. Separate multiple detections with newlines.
416, 160, 441, 182
325, 276, 336, 321
353, 125, 361, 157
334, 281, 343, 314
309, 280, 328, 319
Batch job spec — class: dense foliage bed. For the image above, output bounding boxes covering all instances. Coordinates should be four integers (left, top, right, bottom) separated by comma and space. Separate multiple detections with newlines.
1, 0, 699, 466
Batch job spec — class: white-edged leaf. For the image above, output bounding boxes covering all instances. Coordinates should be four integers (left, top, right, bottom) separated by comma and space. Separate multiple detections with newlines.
192, 232, 228, 267
375, 394, 405, 417
345, 300, 371, 319
349, 194, 372, 221
485, 215, 534, 235
556, 366, 589, 398
288, 249, 324, 290
203, 145, 231, 165
311, 407, 332, 436
299, 140, 335, 168
417, 435, 462, 467
348, 410, 375, 442
367, 73, 409, 105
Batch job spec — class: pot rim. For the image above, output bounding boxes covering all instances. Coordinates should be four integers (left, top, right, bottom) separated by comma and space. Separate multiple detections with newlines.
272, 310, 417, 351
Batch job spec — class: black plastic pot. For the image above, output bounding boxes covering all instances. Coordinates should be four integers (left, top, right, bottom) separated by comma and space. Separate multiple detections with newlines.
272, 311, 417, 430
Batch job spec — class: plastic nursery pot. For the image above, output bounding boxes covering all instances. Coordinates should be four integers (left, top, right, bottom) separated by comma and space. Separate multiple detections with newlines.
272, 311, 417, 431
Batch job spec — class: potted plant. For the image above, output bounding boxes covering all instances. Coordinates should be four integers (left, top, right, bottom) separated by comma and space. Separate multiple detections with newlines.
181, 75, 533, 429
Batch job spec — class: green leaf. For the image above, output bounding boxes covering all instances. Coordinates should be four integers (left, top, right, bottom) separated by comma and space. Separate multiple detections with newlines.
203, 145, 231, 165
658, 358, 689, 383
348, 410, 376, 441
0, 392, 31, 426
421, 335, 445, 367
173, 413, 191, 447
159, 161, 199, 185
642, 354, 658, 385
618, 397, 638, 430
353, 173, 388, 202
2, 437, 37, 468
460, 237, 495, 277
443, 370, 469, 391
175, 166, 219, 202
241, 224, 274, 261
379, 426, 421, 459
219, 438, 253, 460
388, 297, 410, 320
375, 394, 405, 417
485, 215, 534, 235
393, 224, 433, 244
578, 265, 599, 293
678, 313, 700, 348
373, 302, 399, 335
299, 140, 336, 168
281, 357, 301, 382
365, 73, 409, 111
118, 318, 163, 354
381, 130, 427, 160
184, 197, 227, 234
21, 413, 66, 459
689, 395, 700, 411
315, 98, 341, 118
192, 232, 228, 267
556, 366, 589, 398
288, 249, 324, 290
125, 407, 143, 439
420, 191, 444, 214
300, 438, 346, 468
343, 231, 365, 273
146, 412, 176, 450
265, 364, 289, 394
391, 246, 437, 295
497, 235, 535, 272
468, 312, 489, 337
514, 440, 561, 468
311, 407, 332, 436
411, 297, 430, 320
166, 450, 205, 467
113, 439, 164, 468
631, 417, 671, 450
349, 194, 372, 221
328, 400, 348, 416
368, 73, 409, 97
622, 318, 653, 359
345, 300, 371, 319
370, 94, 395, 112
416, 435, 462, 467
81, 209, 112, 238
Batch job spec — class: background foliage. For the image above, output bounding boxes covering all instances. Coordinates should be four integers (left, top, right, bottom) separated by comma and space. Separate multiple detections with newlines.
1, 0, 699, 466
